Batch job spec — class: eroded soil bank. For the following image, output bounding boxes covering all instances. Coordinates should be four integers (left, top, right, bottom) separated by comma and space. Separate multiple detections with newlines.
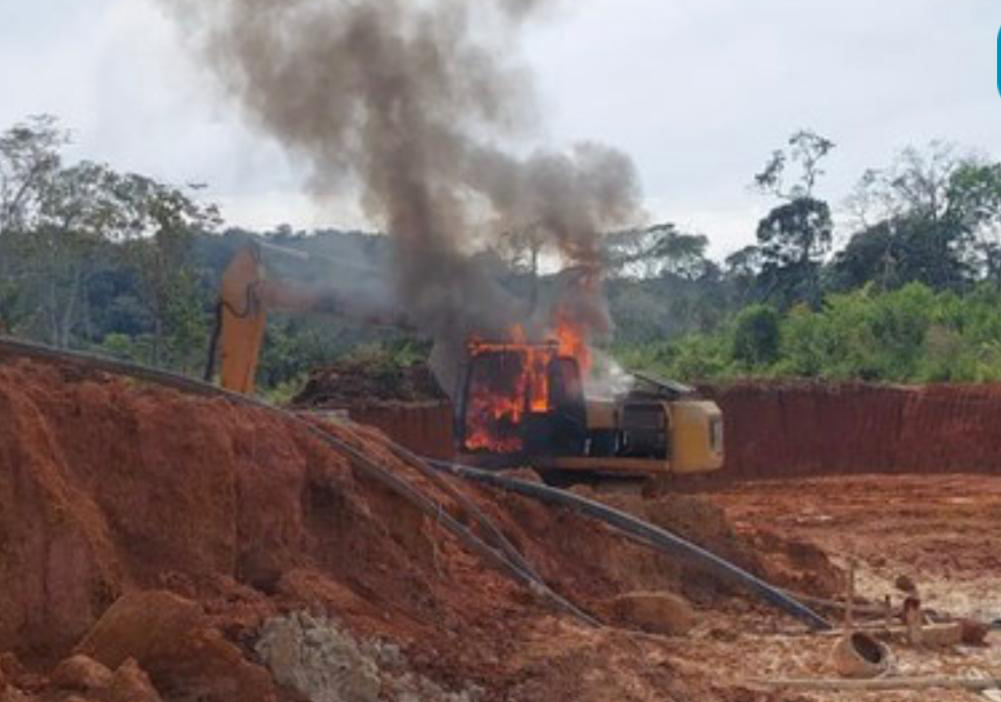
0, 359, 835, 702
704, 381, 1001, 479
2, 359, 997, 701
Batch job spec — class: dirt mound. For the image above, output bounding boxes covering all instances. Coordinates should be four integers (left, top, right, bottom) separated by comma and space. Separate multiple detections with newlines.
0, 358, 809, 701
291, 359, 455, 459
292, 358, 446, 407
574, 490, 843, 600
704, 381, 1001, 479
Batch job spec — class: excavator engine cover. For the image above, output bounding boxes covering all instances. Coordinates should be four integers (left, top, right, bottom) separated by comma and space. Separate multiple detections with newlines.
619, 403, 668, 459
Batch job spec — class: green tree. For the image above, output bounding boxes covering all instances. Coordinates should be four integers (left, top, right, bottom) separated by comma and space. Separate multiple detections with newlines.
605, 223, 711, 280
0, 115, 66, 235
838, 143, 1001, 292
752, 130, 835, 307
731, 304, 780, 367
948, 161, 1001, 285
0, 116, 68, 332
113, 173, 221, 366
21, 162, 123, 346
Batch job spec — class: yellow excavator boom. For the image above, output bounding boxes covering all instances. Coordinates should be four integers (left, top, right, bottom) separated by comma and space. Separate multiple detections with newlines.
205, 243, 409, 394
206, 245, 323, 394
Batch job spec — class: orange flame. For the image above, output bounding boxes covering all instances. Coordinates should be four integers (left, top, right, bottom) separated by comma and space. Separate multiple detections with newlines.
462, 315, 593, 453
463, 334, 555, 452
553, 313, 591, 374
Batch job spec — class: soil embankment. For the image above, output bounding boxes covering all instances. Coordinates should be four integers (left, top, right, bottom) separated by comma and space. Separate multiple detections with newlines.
705, 381, 1001, 479
0, 358, 823, 702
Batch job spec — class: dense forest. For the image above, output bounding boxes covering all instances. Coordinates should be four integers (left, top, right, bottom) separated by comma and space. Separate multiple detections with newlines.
3, 116, 1001, 392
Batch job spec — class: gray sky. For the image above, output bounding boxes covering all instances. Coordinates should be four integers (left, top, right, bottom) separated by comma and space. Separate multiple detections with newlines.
1, 0, 998, 258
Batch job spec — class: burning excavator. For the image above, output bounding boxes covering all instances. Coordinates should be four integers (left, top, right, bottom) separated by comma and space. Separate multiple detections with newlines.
207, 243, 724, 479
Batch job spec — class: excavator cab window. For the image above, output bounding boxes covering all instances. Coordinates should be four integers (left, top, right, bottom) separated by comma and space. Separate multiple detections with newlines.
460, 350, 527, 452
548, 357, 583, 409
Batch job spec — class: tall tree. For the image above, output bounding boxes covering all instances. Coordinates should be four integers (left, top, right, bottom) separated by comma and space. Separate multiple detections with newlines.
838, 143, 1001, 291
752, 129, 835, 307
113, 173, 221, 367
0, 115, 66, 236
724, 244, 764, 306
605, 223, 710, 279
22, 162, 122, 346
0, 116, 68, 332
948, 160, 1001, 285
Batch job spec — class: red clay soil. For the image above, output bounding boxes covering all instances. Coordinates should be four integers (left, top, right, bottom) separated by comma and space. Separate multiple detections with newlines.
291, 358, 455, 459
704, 381, 1001, 479
346, 403, 455, 459
0, 358, 818, 702
708, 473, 1001, 591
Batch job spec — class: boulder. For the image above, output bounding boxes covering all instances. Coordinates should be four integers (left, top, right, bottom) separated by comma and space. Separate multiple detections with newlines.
50, 654, 113, 691
103, 658, 163, 702
256, 612, 382, 702
75, 590, 203, 669
894, 574, 917, 593
960, 618, 990, 646
75, 590, 277, 702
606, 591, 697, 636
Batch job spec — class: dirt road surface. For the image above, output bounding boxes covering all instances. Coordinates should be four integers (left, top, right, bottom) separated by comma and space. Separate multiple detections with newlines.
668, 474, 1001, 700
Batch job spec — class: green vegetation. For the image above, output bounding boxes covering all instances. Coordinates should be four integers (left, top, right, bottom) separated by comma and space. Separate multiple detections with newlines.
0, 115, 411, 389
611, 133, 1001, 384
617, 283, 1001, 383
3, 116, 1001, 388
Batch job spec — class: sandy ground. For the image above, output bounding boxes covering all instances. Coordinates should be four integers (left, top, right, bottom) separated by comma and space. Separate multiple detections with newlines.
657, 474, 1001, 700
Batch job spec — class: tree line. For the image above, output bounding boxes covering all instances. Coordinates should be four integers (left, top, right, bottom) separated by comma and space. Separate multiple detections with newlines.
3, 115, 1001, 388
0, 115, 413, 387
608, 130, 1001, 382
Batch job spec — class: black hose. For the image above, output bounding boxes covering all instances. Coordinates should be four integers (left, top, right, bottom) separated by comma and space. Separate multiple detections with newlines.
427, 458, 833, 631
0, 336, 597, 627
363, 433, 545, 583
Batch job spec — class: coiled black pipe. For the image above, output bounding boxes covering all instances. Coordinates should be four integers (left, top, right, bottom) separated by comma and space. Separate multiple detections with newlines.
427, 458, 833, 631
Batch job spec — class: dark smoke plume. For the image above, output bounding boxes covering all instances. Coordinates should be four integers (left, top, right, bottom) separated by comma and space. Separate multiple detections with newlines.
162, 0, 642, 380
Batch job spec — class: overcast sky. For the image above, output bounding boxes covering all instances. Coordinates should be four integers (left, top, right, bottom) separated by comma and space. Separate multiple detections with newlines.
1, 1, 998, 258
